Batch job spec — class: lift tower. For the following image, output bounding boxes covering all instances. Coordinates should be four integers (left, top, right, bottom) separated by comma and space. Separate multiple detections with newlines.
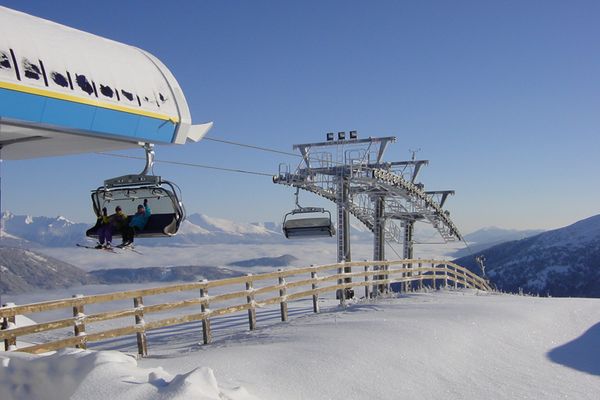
274, 132, 463, 297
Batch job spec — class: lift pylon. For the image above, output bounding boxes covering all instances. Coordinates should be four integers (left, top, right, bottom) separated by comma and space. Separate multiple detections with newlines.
274, 132, 462, 298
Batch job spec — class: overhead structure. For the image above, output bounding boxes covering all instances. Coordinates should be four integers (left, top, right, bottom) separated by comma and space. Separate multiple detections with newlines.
0, 6, 212, 160
273, 132, 463, 280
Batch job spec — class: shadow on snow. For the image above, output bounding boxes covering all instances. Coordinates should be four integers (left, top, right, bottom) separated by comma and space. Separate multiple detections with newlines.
547, 322, 600, 376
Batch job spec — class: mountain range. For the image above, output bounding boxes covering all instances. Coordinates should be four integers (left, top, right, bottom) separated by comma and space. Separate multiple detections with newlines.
455, 214, 600, 297
0, 211, 372, 247
0, 211, 288, 247
451, 226, 544, 258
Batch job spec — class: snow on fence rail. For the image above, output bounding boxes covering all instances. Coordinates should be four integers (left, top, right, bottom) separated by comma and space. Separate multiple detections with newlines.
1, 259, 490, 355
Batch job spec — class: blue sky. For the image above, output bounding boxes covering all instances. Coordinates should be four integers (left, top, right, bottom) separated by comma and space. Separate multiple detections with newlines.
1, 0, 599, 233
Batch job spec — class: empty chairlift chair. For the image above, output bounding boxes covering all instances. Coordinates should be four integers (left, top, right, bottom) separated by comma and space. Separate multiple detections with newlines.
87, 174, 186, 239
282, 207, 335, 239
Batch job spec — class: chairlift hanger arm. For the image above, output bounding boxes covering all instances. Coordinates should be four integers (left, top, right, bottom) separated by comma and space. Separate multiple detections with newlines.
290, 207, 327, 215
140, 142, 155, 176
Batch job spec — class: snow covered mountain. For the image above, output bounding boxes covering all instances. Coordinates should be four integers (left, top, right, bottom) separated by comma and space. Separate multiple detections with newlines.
454, 214, 600, 297
0, 211, 369, 247
464, 226, 544, 244
0, 247, 96, 293
1, 211, 88, 247
0, 211, 286, 247
451, 226, 544, 258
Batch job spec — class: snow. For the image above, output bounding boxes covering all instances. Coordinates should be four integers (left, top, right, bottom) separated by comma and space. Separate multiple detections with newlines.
176, 220, 212, 235
1, 291, 599, 399
23, 250, 48, 264
0, 350, 258, 400
56, 216, 73, 224
0, 229, 20, 239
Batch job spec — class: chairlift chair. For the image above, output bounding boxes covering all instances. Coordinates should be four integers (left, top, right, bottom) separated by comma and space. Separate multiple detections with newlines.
282, 207, 335, 239
86, 144, 186, 240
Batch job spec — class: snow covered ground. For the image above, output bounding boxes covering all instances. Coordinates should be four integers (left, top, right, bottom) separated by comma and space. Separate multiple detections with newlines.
1, 290, 599, 400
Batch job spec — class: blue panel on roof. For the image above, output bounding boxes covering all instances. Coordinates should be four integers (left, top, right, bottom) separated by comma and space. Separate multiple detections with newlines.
42, 96, 96, 131
0, 87, 45, 122
136, 116, 176, 143
0, 87, 175, 143
92, 106, 140, 138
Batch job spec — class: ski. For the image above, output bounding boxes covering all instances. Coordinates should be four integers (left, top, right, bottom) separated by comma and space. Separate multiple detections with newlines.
76, 243, 119, 253
115, 243, 143, 255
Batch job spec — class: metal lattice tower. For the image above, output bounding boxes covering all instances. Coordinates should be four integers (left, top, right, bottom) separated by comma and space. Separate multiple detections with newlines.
274, 133, 463, 294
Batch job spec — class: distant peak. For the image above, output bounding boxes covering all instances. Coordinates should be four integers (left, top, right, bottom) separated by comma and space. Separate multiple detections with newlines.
56, 216, 73, 224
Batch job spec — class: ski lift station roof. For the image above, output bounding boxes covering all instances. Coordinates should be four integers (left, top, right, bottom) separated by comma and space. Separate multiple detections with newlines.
0, 6, 211, 160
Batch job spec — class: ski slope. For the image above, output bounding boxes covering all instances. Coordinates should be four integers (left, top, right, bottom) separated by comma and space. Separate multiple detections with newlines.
1, 290, 599, 399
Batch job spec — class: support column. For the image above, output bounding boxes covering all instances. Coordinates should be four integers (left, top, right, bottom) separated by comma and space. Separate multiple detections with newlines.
402, 220, 414, 292
337, 177, 352, 264
372, 195, 386, 296
337, 176, 353, 300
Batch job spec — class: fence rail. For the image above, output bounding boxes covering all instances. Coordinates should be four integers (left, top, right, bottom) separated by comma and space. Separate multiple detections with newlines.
1, 259, 490, 355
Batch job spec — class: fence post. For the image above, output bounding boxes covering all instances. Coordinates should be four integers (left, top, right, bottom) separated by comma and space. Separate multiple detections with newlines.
1, 303, 16, 351
311, 268, 319, 313
444, 264, 449, 288
431, 263, 435, 290
372, 264, 380, 298
200, 280, 212, 345
72, 294, 86, 349
133, 296, 148, 357
401, 262, 406, 293
383, 260, 389, 294
463, 269, 469, 288
364, 262, 370, 299
278, 269, 288, 322
246, 274, 256, 330
418, 263, 423, 291
454, 265, 458, 289
407, 261, 413, 292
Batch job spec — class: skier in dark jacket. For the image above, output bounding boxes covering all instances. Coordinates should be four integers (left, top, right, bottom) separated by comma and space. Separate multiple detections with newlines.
121, 199, 151, 246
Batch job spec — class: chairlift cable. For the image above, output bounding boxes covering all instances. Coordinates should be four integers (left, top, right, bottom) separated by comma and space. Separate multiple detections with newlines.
99, 134, 416, 178
203, 136, 387, 174
95, 152, 274, 177
204, 136, 301, 158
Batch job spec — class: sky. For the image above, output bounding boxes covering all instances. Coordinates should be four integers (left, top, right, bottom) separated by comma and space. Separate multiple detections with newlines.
1, 0, 599, 233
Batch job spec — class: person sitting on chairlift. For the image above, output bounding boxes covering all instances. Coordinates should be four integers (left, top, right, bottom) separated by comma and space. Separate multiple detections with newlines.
111, 205, 128, 240
95, 207, 112, 249
121, 199, 151, 246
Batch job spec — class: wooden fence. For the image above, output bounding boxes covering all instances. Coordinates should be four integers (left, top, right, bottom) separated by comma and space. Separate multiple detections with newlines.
1, 259, 490, 356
